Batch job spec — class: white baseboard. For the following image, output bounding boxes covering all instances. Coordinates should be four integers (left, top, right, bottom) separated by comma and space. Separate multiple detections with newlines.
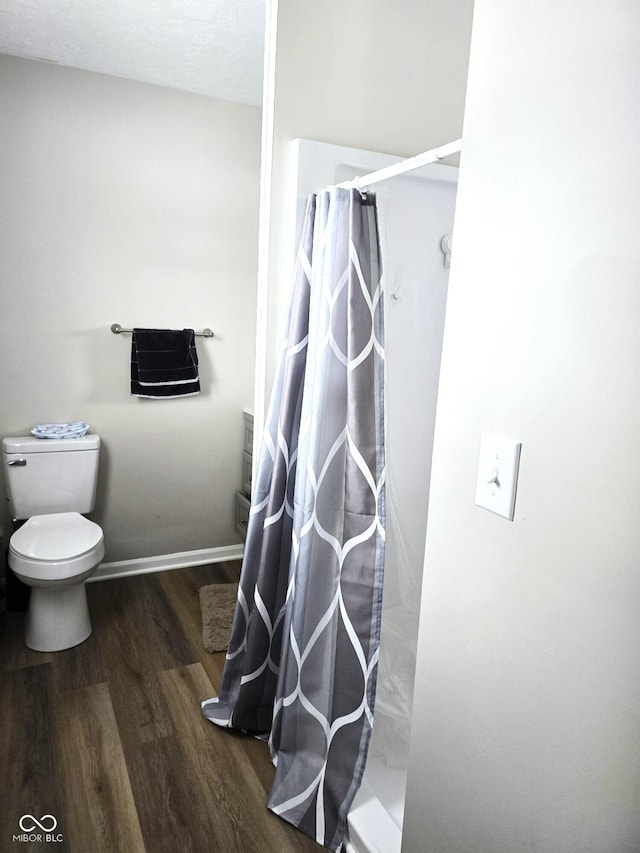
88, 543, 244, 583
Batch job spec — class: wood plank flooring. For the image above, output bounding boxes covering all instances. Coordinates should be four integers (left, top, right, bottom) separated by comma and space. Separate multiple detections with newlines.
0, 562, 325, 853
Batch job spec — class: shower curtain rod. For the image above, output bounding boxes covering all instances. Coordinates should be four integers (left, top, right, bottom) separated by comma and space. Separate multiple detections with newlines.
338, 137, 462, 192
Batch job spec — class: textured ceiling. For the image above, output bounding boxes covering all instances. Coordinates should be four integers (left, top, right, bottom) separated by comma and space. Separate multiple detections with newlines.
0, 0, 265, 105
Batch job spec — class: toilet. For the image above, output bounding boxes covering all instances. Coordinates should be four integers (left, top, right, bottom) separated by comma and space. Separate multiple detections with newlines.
2, 434, 105, 652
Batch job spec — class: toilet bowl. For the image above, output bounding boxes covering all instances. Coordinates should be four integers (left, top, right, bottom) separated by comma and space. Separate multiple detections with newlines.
9, 512, 105, 652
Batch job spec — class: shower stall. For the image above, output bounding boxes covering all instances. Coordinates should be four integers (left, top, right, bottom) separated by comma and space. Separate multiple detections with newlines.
290, 139, 459, 853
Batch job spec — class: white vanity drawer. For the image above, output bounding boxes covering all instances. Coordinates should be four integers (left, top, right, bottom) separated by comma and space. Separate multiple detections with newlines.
238, 408, 254, 538
243, 409, 254, 454
235, 491, 250, 540
242, 451, 252, 497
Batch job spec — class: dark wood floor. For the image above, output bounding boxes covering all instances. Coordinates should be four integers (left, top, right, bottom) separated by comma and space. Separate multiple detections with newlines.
0, 562, 325, 853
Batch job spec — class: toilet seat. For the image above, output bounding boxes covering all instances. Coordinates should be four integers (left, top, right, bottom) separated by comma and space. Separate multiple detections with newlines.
9, 512, 104, 582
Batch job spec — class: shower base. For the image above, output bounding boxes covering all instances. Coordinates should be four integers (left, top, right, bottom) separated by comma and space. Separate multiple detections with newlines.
345, 759, 406, 853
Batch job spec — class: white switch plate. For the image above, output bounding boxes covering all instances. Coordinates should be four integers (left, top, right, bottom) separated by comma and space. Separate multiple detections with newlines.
475, 433, 522, 521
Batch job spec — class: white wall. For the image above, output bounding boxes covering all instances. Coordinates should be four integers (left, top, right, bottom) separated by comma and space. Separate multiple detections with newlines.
256, 0, 475, 442
403, 2, 640, 851
0, 55, 262, 561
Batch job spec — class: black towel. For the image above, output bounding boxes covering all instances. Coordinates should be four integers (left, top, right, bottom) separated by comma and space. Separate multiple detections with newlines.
131, 328, 200, 398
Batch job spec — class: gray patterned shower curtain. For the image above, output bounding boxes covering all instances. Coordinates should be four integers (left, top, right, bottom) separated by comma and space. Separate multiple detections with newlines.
202, 187, 385, 852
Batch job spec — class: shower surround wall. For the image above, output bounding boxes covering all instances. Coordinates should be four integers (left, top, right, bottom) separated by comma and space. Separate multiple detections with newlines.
0, 54, 261, 563
291, 140, 458, 853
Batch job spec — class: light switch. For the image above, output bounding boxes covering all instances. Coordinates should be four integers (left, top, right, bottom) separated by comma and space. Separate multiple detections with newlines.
475, 433, 522, 521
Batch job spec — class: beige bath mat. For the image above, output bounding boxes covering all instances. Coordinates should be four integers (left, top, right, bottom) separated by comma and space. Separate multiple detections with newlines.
198, 582, 239, 653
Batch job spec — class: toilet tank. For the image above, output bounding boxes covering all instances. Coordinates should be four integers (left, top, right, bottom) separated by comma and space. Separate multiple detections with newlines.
2, 434, 100, 519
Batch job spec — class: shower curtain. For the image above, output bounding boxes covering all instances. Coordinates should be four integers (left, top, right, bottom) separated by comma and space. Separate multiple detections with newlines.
202, 187, 386, 851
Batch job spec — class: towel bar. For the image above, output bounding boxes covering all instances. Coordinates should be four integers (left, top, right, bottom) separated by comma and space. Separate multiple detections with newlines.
111, 323, 214, 338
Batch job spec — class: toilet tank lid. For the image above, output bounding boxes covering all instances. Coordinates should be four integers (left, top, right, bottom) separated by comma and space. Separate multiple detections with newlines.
2, 434, 100, 454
